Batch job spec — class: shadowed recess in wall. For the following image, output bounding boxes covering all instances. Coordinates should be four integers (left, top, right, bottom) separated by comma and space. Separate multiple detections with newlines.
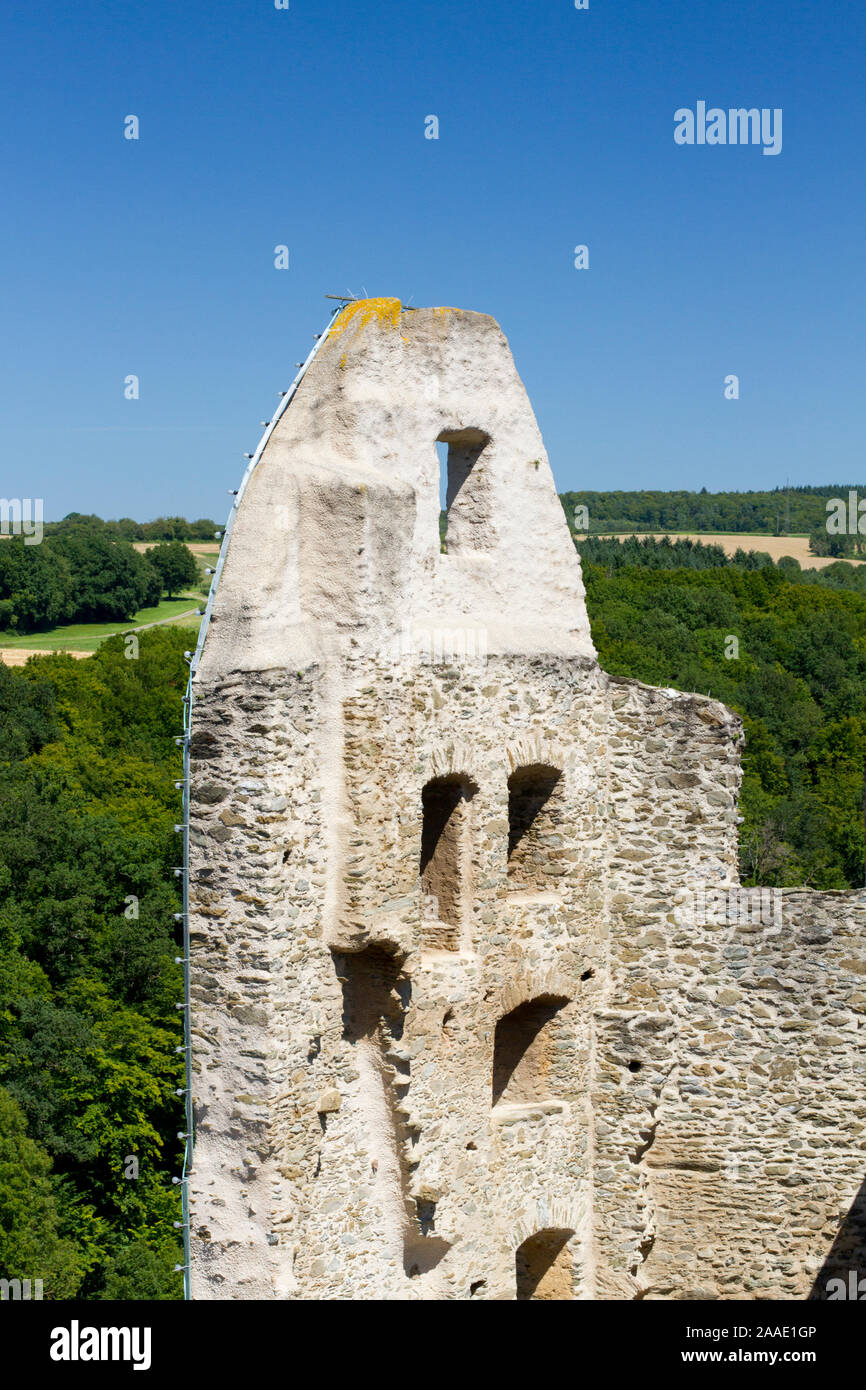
420, 774, 477, 945
332, 946, 450, 1277
492, 995, 569, 1107
507, 764, 563, 887
334, 944, 408, 1043
807, 1179, 866, 1299
437, 427, 491, 553
515, 1228, 575, 1300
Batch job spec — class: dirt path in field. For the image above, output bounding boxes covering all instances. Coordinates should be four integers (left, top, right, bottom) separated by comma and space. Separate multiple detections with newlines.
128, 607, 199, 631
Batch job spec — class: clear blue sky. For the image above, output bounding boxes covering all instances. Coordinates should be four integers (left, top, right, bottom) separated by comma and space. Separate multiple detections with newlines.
2, 0, 864, 521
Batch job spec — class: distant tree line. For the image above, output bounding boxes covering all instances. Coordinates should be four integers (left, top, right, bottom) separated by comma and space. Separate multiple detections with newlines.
42, 514, 219, 543
576, 534, 866, 592
560, 485, 866, 537
807, 526, 866, 559
0, 529, 200, 633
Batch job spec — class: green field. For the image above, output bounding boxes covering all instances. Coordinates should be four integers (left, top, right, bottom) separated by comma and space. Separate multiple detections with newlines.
0, 596, 203, 652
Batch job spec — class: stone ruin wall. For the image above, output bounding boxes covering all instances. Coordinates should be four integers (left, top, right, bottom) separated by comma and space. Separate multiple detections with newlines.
188, 298, 865, 1300
189, 651, 866, 1299
598, 682, 866, 1299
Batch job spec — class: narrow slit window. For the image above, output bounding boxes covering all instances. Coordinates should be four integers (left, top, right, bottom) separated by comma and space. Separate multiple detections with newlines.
420, 774, 475, 949
436, 428, 491, 554
507, 764, 563, 889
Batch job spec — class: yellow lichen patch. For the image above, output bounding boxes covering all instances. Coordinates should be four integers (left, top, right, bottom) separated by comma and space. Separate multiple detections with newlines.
329, 297, 403, 340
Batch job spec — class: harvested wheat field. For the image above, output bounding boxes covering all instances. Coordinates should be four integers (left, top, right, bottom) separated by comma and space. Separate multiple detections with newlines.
132, 541, 217, 556
0, 647, 92, 666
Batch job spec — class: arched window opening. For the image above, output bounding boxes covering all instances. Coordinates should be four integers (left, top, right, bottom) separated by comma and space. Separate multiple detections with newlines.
507, 763, 563, 890
436, 428, 492, 554
420, 774, 476, 949
515, 1228, 575, 1301
492, 994, 569, 1108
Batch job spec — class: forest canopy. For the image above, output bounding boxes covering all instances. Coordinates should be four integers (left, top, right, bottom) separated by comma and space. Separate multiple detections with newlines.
560, 484, 866, 537
0, 631, 187, 1298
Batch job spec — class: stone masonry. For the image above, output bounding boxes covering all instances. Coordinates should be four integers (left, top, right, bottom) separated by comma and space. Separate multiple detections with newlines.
189, 299, 866, 1299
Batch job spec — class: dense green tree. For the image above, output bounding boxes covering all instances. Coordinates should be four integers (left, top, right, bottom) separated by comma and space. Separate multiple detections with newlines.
52, 513, 105, 533
0, 630, 187, 1298
99, 1238, 182, 1300
49, 533, 161, 621
0, 661, 59, 756
0, 1088, 83, 1298
148, 541, 199, 599
0, 539, 72, 631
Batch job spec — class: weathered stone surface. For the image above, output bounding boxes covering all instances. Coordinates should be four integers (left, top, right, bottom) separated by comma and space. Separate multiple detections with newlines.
188, 299, 866, 1302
